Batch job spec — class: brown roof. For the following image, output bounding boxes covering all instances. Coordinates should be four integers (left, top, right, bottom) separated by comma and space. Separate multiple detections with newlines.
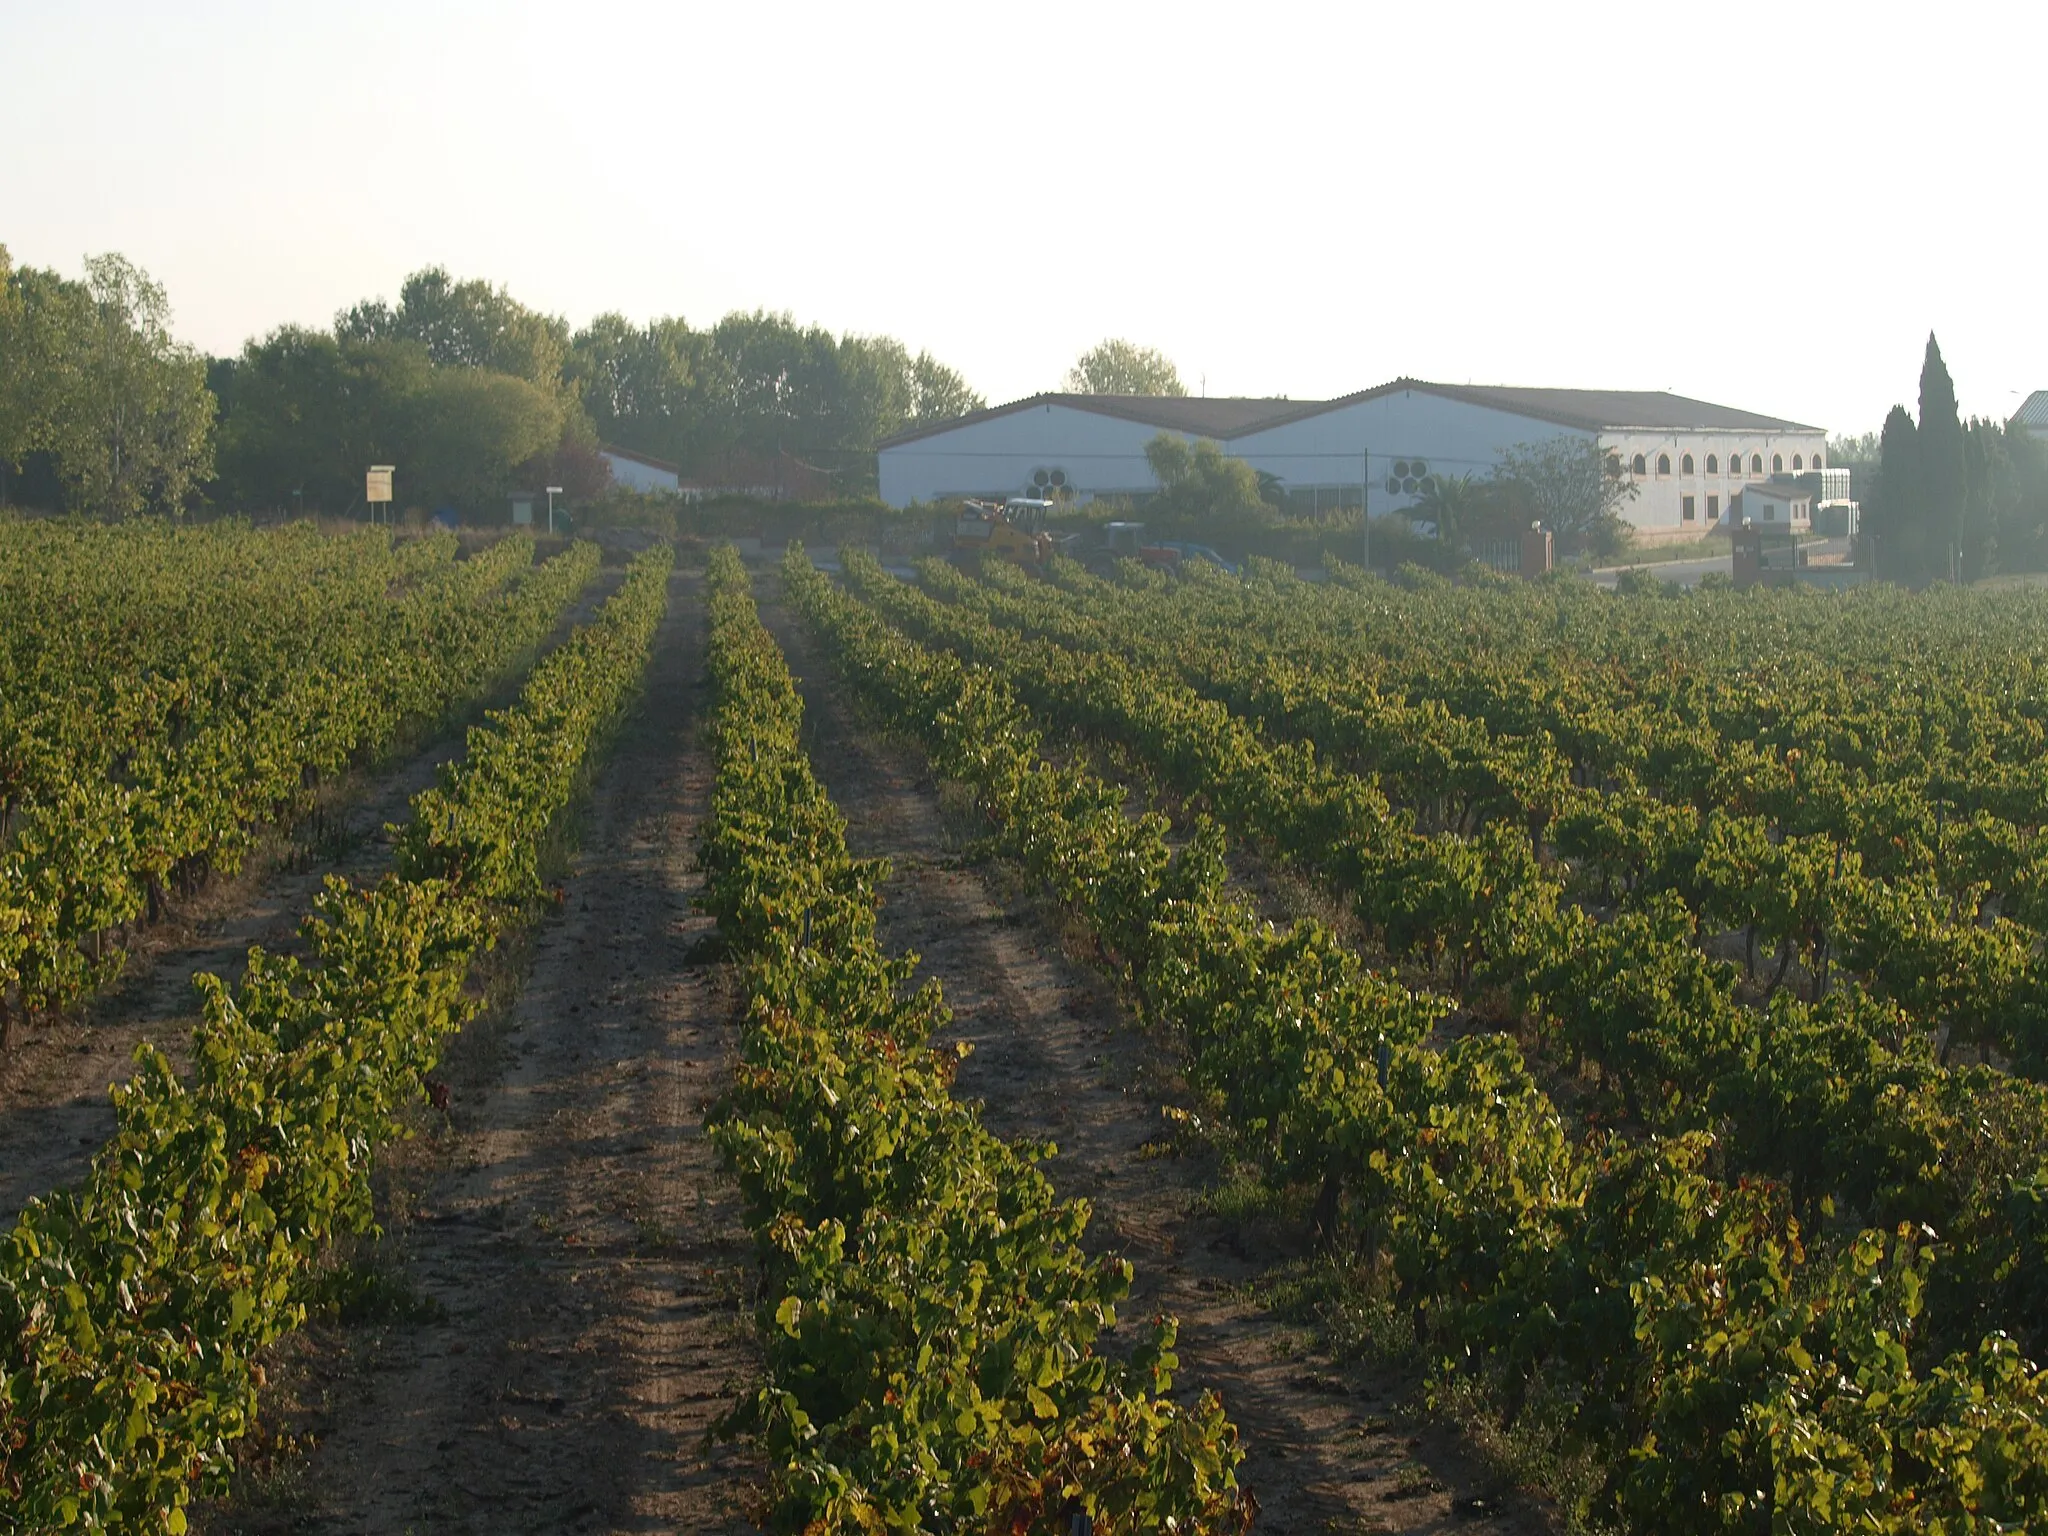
877, 392, 1309, 449
1243, 379, 1823, 436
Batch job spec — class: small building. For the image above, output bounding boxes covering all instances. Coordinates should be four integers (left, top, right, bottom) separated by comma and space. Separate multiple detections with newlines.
2012, 391, 2048, 442
1734, 480, 1812, 529
599, 445, 682, 494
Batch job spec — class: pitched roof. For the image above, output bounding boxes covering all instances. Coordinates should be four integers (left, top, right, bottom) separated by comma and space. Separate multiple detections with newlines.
2012, 390, 2048, 429
1245, 379, 1823, 436
877, 392, 1309, 450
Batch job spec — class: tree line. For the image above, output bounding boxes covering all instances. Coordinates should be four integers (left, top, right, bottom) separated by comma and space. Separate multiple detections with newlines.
0, 247, 987, 517
1862, 335, 2048, 584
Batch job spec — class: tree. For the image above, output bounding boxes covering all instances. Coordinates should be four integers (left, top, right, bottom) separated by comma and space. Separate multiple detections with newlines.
1961, 417, 2015, 583
1064, 339, 1186, 397
566, 308, 982, 493
406, 366, 564, 510
212, 325, 374, 512
338, 266, 570, 390
1917, 333, 1966, 581
1490, 437, 1636, 559
1866, 336, 1977, 585
710, 309, 842, 458
1411, 474, 1504, 556
1143, 434, 1265, 519
909, 350, 984, 424
213, 326, 576, 516
0, 248, 24, 467
1998, 428, 2048, 573
567, 312, 732, 470
10, 254, 216, 517
1873, 404, 1921, 582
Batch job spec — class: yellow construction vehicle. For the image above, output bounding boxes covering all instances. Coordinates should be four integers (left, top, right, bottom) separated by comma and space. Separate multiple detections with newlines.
950, 497, 1058, 570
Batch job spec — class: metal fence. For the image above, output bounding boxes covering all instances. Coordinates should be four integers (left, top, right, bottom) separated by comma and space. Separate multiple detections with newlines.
1471, 539, 1521, 574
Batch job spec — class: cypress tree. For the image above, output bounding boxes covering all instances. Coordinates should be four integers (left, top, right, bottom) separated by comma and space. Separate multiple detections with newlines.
1876, 403, 1919, 582
1918, 333, 1967, 582
1961, 419, 2004, 584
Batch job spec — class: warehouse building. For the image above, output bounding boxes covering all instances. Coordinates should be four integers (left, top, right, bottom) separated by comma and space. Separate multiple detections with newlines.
877, 379, 1832, 541
875, 393, 1297, 509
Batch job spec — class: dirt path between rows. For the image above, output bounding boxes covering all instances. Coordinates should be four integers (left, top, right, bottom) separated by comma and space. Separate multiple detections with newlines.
199, 572, 757, 1536
0, 570, 624, 1226
766, 590, 1554, 1536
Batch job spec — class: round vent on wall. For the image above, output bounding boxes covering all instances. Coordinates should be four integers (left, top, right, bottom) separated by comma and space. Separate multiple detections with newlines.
1029, 467, 1070, 495
1385, 459, 1430, 497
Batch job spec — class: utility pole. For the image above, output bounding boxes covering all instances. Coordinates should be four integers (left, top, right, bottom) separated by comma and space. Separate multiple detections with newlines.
1361, 449, 1371, 572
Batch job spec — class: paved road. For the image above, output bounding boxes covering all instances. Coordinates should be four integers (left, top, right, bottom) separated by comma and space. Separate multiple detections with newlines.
1590, 538, 1849, 589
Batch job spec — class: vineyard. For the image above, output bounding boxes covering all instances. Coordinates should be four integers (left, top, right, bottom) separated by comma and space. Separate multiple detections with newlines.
787, 549, 2048, 1532
7, 524, 2048, 1533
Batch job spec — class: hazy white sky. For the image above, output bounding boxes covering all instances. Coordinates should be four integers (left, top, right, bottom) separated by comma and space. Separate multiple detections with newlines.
4, 0, 2042, 435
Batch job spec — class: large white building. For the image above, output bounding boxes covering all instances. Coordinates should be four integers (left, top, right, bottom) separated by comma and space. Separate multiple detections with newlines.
877, 380, 1832, 541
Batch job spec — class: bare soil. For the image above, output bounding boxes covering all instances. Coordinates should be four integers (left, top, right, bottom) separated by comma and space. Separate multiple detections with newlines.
199, 573, 759, 1536
766, 593, 1557, 1536
0, 573, 622, 1225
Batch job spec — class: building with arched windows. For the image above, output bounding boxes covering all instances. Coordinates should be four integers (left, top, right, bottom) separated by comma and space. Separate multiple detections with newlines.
876, 378, 1835, 542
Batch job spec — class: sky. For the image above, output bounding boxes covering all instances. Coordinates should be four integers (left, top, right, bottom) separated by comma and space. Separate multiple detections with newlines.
3, 0, 2043, 437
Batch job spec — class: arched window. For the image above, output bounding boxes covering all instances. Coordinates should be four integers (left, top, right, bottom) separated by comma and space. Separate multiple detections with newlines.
1656, 453, 1672, 475
1705, 454, 1719, 474
1792, 454, 1804, 471
1751, 453, 1764, 474
1607, 453, 1623, 476
1681, 453, 1695, 474
1772, 453, 1784, 473
1631, 453, 1648, 475
1811, 450, 1823, 469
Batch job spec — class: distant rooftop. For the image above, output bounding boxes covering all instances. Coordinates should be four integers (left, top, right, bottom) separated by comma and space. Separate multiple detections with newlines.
1251, 380, 1823, 435
878, 379, 1824, 450
877, 392, 1310, 449
2012, 390, 2048, 429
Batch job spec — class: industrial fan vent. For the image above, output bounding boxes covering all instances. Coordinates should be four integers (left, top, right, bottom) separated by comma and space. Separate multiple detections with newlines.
1384, 458, 1432, 497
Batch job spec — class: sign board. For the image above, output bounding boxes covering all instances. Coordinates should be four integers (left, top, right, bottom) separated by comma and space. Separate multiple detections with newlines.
510, 494, 534, 527
366, 466, 395, 504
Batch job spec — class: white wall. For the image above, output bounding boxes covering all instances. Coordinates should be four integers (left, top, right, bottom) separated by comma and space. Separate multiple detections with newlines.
601, 450, 680, 494
879, 404, 1188, 507
1228, 389, 1587, 517
877, 388, 1834, 534
1603, 430, 1829, 532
